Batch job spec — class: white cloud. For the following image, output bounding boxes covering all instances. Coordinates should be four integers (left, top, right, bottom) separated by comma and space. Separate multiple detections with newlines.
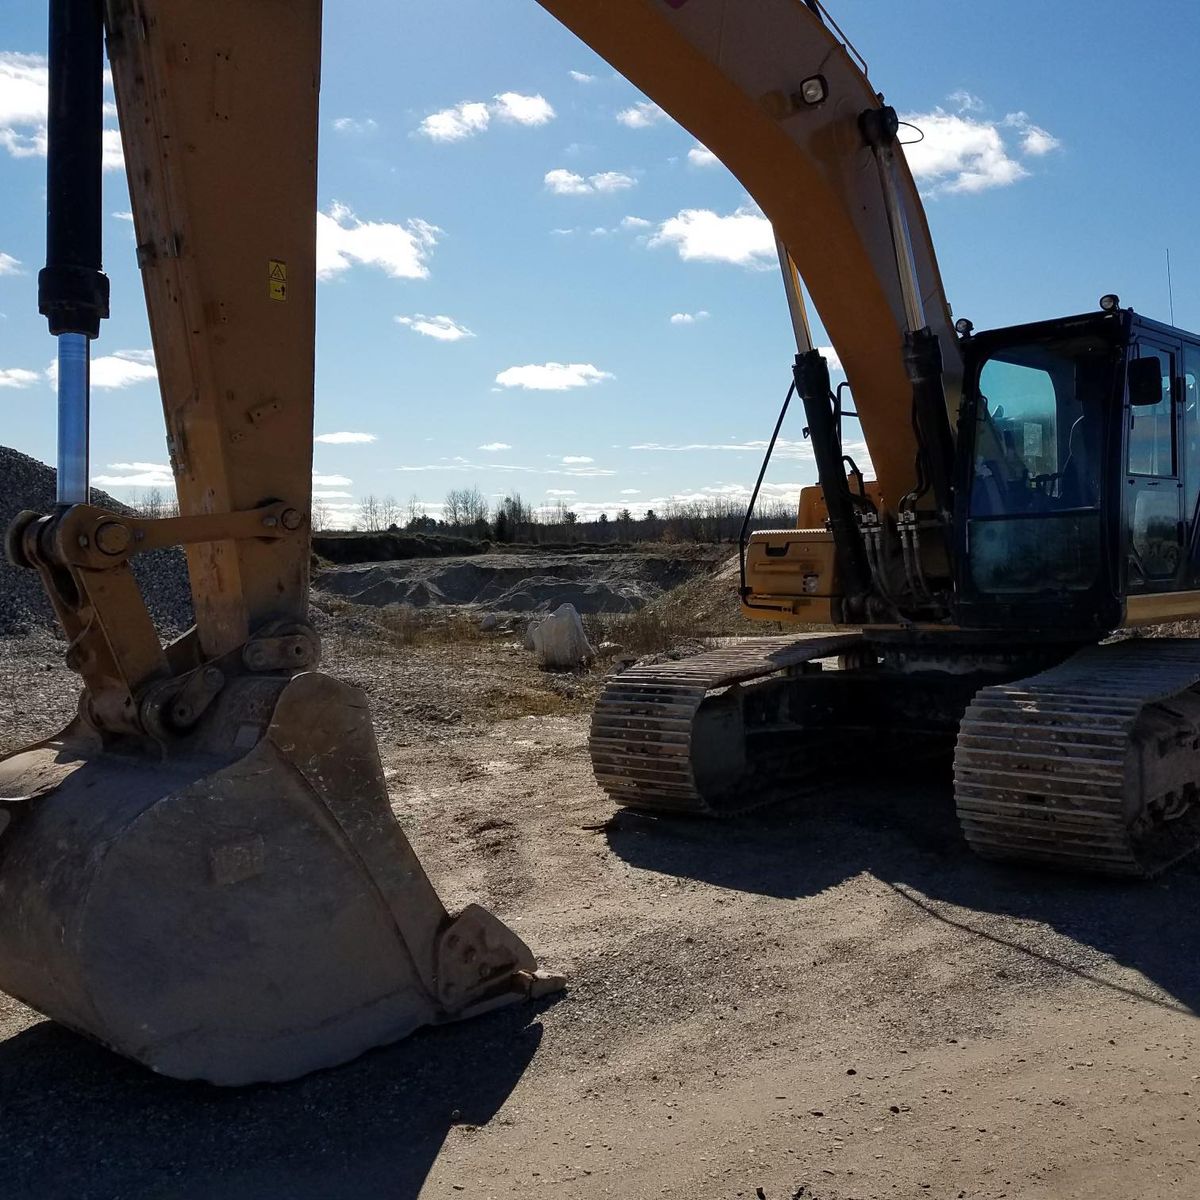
816, 344, 843, 373
419, 100, 491, 142
0, 251, 22, 275
313, 471, 352, 486
0, 367, 39, 389
317, 202, 440, 281
493, 92, 555, 126
418, 93, 554, 141
495, 362, 613, 391
111, 210, 133, 222
569, 71, 596, 84
0, 54, 122, 168
102, 127, 123, 171
545, 169, 589, 196
620, 215, 651, 230
627, 434, 870, 473
0, 52, 48, 159
947, 90, 984, 113
332, 115, 378, 135
395, 313, 474, 342
616, 100, 667, 129
314, 431, 377, 444
1004, 111, 1061, 157
46, 349, 156, 390
395, 455, 616, 479
544, 168, 635, 196
312, 489, 353, 499
591, 171, 635, 193
669, 310, 709, 325
620, 488, 641, 495
479, 442, 512, 451
546, 488, 577, 496
649, 205, 774, 268
687, 144, 718, 168
900, 102, 1060, 196
94, 461, 174, 488
561, 455, 593, 464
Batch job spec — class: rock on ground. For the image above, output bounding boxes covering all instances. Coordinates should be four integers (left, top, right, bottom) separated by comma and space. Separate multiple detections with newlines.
530, 603, 595, 670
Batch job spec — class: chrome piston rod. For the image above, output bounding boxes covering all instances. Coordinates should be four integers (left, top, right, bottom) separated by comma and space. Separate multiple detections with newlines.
55, 332, 90, 505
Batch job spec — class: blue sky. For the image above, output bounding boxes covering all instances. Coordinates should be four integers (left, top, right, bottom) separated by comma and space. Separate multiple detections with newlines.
2, 0, 1197, 526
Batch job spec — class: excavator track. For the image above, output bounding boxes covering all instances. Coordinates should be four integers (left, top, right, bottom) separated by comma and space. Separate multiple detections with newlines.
590, 633, 864, 816
955, 638, 1200, 877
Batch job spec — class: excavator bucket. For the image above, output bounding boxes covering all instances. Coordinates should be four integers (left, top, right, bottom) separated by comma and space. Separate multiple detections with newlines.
0, 0, 563, 1085
0, 671, 554, 1085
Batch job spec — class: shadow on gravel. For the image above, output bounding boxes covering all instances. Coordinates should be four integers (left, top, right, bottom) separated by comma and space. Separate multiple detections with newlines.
0, 999, 553, 1200
606, 768, 1200, 1016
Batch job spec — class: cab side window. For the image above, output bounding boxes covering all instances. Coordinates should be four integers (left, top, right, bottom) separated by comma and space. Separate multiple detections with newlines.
1128, 346, 1175, 476
1185, 344, 1200, 521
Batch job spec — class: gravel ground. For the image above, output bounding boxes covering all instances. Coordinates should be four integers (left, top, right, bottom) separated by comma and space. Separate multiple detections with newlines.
1, 617, 1199, 1199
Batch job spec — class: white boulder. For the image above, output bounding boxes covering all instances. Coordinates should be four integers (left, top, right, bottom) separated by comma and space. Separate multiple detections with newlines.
530, 603, 595, 670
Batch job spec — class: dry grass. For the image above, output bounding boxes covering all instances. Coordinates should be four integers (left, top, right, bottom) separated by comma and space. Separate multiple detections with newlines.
587, 604, 711, 658
368, 605, 485, 648
585, 559, 802, 655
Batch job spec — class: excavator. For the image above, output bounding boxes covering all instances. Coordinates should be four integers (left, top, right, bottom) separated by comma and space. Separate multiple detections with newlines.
588, 2, 1200, 882
0, 0, 1193, 1086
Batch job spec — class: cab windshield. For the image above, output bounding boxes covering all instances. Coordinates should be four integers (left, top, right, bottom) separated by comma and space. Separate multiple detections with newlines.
966, 333, 1117, 594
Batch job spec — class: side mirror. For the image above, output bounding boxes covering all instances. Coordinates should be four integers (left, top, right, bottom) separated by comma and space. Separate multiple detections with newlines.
1129, 356, 1166, 407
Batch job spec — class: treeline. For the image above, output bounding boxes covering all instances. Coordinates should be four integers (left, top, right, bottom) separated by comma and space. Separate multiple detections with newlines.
136, 485, 800, 544
339, 489, 798, 544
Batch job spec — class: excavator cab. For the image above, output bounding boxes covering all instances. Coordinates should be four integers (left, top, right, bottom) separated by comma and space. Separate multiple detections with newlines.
956, 305, 1200, 634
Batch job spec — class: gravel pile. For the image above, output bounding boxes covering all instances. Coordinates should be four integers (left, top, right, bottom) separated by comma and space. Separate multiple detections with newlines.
314, 552, 713, 615
0, 445, 193, 637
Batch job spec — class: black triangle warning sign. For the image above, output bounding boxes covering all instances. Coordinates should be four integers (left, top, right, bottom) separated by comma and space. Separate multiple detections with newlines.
269, 261, 287, 282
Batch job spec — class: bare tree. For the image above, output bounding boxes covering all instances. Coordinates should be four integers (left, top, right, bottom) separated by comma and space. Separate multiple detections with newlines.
312, 498, 330, 530
379, 494, 401, 529
443, 488, 466, 528
139, 487, 178, 519
358, 494, 383, 531
460, 485, 489, 528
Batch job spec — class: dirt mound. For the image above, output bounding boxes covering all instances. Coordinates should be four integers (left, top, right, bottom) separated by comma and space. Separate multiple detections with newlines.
313, 529, 486, 563
313, 552, 714, 615
0, 445, 193, 637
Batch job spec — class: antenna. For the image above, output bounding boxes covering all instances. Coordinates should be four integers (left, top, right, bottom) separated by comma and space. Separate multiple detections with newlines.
1166, 248, 1176, 325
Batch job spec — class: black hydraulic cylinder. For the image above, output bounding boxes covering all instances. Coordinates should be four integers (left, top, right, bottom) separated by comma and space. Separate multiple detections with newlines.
794, 350, 871, 611
904, 328, 956, 527
38, 0, 110, 338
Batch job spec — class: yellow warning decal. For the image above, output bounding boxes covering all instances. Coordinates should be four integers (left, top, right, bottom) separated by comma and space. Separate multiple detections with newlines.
268, 259, 287, 302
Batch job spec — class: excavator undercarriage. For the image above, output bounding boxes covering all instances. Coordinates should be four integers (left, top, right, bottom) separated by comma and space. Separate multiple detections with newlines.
592, 634, 1200, 878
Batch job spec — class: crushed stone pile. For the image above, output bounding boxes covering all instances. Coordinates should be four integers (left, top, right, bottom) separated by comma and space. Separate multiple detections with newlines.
313, 552, 708, 615
0, 445, 193, 637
